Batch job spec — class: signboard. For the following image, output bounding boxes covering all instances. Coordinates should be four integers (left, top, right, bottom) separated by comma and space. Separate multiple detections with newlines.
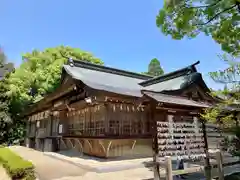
157, 115, 206, 161
58, 124, 63, 134
36, 121, 40, 128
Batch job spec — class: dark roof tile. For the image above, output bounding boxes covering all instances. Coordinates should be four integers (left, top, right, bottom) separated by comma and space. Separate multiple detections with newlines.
63, 60, 204, 97
142, 90, 210, 108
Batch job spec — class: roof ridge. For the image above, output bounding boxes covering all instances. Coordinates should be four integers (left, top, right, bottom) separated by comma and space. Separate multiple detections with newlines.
69, 58, 153, 80
139, 61, 200, 87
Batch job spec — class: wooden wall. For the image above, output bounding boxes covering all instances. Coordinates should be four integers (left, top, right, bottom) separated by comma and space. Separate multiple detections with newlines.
65, 101, 152, 138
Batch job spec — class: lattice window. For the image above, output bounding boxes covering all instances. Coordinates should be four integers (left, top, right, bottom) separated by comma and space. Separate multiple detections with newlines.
67, 112, 74, 135
146, 111, 151, 133
93, 105, 105, 136
109, 119, 120, 135
67, 109, 87, 136
122, 120, 131, 135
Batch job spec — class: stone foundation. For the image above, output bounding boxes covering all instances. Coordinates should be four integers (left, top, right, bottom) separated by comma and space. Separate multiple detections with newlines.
59, 138, 153, 158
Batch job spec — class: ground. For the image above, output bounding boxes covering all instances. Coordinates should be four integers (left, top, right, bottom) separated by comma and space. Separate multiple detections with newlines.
9, 146, 155, 180
0, 165, 11, 180
1, 146, 240, 180
9, 146, 87, 180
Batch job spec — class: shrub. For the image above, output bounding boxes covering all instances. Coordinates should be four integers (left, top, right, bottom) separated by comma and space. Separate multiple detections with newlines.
0, 147, 35, 180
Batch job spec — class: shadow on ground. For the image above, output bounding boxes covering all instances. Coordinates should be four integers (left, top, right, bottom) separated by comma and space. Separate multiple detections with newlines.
57, 149, 151, 162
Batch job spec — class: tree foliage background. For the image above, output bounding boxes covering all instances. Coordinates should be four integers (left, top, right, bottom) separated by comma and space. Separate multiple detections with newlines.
0, 50, 15, 144
144, 58, 164, 76
156, 0, 240, 56
156, 0, 240, 155
0, 46, 103, 144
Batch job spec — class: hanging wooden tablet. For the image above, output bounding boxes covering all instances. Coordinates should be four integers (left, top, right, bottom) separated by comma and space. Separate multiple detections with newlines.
157, 114, 206, 161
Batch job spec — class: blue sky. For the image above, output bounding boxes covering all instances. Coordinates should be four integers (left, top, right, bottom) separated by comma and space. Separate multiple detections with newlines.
1, 0, 228, 90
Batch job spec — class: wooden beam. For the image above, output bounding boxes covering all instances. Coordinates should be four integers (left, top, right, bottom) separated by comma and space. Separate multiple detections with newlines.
156, 106, 199, 114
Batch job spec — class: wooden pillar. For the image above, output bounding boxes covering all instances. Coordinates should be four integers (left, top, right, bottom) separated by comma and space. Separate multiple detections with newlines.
104, 103, 109, 135
216, 149, 224, 180
150, 103, 160, 180
201, 119, 212, 180
165, 156, 173, 180
217, 117, 223, 150
50, 113, 53, 136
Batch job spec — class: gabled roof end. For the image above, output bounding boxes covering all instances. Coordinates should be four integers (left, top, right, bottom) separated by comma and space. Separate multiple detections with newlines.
139, 61, 200, 87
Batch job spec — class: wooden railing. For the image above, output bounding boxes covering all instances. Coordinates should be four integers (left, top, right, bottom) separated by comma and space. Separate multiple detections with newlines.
151, 149, 240, 180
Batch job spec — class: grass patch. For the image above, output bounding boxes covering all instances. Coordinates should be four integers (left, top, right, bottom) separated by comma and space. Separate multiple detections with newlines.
0, 147, 36, 180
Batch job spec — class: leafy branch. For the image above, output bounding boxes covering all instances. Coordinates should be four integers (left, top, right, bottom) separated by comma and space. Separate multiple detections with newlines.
197, 4, 238, 26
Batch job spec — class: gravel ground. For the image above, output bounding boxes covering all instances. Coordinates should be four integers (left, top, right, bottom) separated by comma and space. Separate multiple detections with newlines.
9, 146, 88, 180
8, 146, 240, 180
0, 165, 11, 180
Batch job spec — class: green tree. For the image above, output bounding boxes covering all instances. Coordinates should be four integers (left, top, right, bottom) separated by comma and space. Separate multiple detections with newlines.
4, 46, 104, 144
202, 55, 239, 124
0, 47, 7, 65
156, 0, 240, 56
0, 50, 14, 144
145, 58, 164, 76
9, 46, 103, 113
0, 78, 12, 144
201, 55, 240, 156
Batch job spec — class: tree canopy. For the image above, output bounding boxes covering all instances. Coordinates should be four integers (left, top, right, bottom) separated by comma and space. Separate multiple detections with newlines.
156, 0, 240, 56
156, 0, 240, 155
8, 46, 103, 112
0, 48, 7, 65
0, 46, 104, 144
144, 58, 164, 76
0, 51, 14, 144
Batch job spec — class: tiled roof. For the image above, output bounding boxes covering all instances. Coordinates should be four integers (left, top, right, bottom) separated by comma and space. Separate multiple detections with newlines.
142, 90, 210, 108
63, 64, 146, 97
63, 59, 207, 98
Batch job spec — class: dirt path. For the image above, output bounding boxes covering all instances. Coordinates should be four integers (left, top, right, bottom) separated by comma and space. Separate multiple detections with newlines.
9, 146, 88, 180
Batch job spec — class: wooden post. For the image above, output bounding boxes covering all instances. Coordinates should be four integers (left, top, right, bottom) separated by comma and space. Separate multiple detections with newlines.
201, 119, 212, 180
153, 138, 160, 180
165, 156, 173, 180
216, 149, 224, 180
150, 103, 160, 180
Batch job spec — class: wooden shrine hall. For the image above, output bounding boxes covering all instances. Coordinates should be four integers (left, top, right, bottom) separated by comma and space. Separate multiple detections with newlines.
25, 59, 217, 158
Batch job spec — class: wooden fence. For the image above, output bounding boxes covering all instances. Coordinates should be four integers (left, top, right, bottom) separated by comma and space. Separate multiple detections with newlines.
154, 149, 240, 180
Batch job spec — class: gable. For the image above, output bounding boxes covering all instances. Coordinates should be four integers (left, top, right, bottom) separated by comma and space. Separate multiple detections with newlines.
139, 61, 199, 87
180, 84, 219, 104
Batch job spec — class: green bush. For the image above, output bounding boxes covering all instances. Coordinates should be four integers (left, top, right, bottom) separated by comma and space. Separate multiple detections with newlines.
0, 147, 35, 180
